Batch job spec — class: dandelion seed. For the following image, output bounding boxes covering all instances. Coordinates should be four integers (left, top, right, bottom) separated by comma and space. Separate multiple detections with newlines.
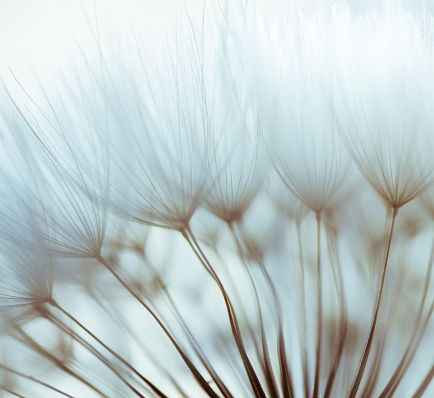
0, 236, 53, 320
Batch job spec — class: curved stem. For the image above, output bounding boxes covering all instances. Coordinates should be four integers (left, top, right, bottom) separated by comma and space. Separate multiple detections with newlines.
229, 222, 279, 398
50, 301, 167, 398
93, 291, 191, 398
13, 324, 108, 398
184, 226, 267, 398
412, 363, 434, 398
359, 316, 389, 398
0, 364, 76, 398
162, 289, 235, 398
347, 207, 398, 398
47, 313, 146, 398
379, 236, 434, 398
253, 254, 294, 398
387, 298, 434, 397
95, 255, 220, 398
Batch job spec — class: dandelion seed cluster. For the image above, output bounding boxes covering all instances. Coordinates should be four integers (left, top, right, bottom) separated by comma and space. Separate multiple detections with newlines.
0, 1, 433, 397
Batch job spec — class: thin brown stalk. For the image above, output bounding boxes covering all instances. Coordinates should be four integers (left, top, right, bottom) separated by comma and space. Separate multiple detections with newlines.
258, 265, 295, 398
162, 290, 235, 398
387, 298, 434, 397
0, 386, 25, 398
253, 252, 294, 398
379, 237, 434, 398
412, 363, 434, 398
95, 255, 220, 398
254, 255, 295, 398
184, 226, 267, 398
313, 212, 323, 398
278, 327, 294, 398
13, 324, 109, 398
202, 244, 266, 393
137, 260, 236, 398
347, 207, 398, 398
49, 300, 167, 398
0, 364, 76, 398
358, 332, 387, 398
91, 292, 192, 398
296, 221, 310, 398
323, 229, 348, 398
46, 313, 147, 398
229, 222, 279, 398
183, 231, 262, 395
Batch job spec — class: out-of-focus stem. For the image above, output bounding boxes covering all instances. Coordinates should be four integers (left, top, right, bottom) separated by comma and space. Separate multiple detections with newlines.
13, 325, 108, 398
387, 298, 434, 397
312, 212, 322, 398
379, 236, 434, 398
0, 364, 75, 398
347, 207, 398, 398
412, 362, 434, 398
50, 301, 166, 398
0, 386, 25, 398
47, 313, 147, 398
228, 222, 279, 398
359, 324, 387, 397
296, 221, 310, 398
95, 255, 220, 398
323, 228, 348, 398
91, 292, 191, 398
184, 226, 267, 398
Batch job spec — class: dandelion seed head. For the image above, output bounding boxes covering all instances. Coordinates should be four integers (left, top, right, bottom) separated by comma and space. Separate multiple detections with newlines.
0, 240, 54, 321
0, 2, 432, 397
335, 13, 434, 209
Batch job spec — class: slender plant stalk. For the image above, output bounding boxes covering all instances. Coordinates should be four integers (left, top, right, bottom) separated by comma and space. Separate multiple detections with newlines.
89, 291, 192, 398
128, 250, 233, 397
234, 220, 295, 398
95, 255, 221, 398
323, 229, 348, 398
379, 237, 434, 397
387, 298, 434, 397
412, 363, 434, 398
312, 212, 323, 398
358, 331, 387, 398
219, 257, 269, 375
0, 386, 25, 398
229, 222, 280, 398
246, 240, 295, 398
257, 259, 295, 398
184, 229, 266, 397
254, 254, 295, 398
49, 300, 168, 398
91, 291, 192, 398
184, 226, 267, 398
46, 313, 147, 398
359, 299, 396, 398
162, 289, 235, 398
13, 325, 109, 398
136, 260, 235, 398
207, 246, 267, 390
296, 221, 310, 398
0, 364, 76, 398
347, 207, 399, 398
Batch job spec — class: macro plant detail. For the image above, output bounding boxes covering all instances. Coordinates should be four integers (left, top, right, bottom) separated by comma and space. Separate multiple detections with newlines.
0, 1, 433, 397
